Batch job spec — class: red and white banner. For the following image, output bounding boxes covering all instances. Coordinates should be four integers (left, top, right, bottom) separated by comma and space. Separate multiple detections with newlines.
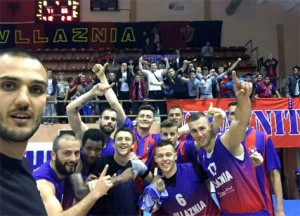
167, 98, 300, 148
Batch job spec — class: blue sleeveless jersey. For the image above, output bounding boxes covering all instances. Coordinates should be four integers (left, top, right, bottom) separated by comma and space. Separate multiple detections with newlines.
33, 161, 64, 202
162, 163, 220, 216
198, 135, 268, 215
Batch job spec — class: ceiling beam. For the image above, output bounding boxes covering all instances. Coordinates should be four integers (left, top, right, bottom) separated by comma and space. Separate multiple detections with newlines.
225, 0, 243, 15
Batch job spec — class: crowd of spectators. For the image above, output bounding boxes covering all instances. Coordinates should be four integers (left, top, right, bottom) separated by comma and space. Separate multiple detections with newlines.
43, 43, 299, 124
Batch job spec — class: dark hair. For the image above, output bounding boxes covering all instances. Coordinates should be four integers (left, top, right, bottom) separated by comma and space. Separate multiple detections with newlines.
161, 119, 178, 129
187, 112, 207, 123
138, 104, 156, 116
228, 101, 238, 109
52, 134, 79, 152
134, 72, 142, 77
82, 128, 106, 148
293, 65, 300, 70
66, 77, 74, 83
113, 127, 134, 142
189, 69, 196, 75
0, 48, 44, 66
168, 106, 183, 115
154, 140, 174, 152
101, 107, 117, 117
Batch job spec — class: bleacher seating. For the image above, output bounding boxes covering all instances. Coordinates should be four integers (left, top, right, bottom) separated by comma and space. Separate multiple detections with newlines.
36, 47, 257, 76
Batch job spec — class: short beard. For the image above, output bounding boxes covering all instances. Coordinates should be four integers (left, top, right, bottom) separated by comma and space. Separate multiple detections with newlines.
55, 157, 77, 176
100, 124, 114, 135
0, 113, 42, 142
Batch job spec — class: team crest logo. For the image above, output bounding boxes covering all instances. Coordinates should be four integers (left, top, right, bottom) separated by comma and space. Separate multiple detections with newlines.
180, 25, 194, 43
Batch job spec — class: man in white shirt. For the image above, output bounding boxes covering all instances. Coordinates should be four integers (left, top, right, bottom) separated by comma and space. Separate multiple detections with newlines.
139, 56, 170, 121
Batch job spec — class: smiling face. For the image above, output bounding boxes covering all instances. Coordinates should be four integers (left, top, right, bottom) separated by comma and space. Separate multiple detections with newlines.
160, 126, 179, 147
82, 139, 103, 165
113, 130, 133, 156
53, 137, 81, 176
167, 108, 183, 128
188, 117, 213, 150
154, 144, 177, 178
0, 54, 48, 143
99, 110, 117, 135
137, 109, 154, 130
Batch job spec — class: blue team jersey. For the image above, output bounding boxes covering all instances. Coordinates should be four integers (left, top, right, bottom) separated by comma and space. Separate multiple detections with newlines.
101, 137, 115, 156
198, 135, 268, 215
242, 128, 281, 216
176, 140, 198, 164
178, 133, 194, 142
33, 161, 64, 202
161, 163, 220, 216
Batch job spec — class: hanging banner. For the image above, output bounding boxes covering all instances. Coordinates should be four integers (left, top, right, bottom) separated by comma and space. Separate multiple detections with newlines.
0, 21, 222, 50
167, 98, 300, 148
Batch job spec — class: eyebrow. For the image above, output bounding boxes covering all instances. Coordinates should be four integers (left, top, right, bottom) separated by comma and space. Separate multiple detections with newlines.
0, 76, 47, 87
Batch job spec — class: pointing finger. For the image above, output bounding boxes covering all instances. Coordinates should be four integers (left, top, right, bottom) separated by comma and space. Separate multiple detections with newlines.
100, 164, 109, 178
232, 71, 238, 86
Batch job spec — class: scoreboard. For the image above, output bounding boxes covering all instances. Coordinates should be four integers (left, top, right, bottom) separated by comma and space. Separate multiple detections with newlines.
36, 0, 80, 22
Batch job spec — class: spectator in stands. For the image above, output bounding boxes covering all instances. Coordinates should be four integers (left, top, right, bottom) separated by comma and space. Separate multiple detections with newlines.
217, 58, 242, 98
172, 49, 184, 70
44, 70, 57, 125
285, 65, 300, 98
244, 73, 256, 99
178, 69, 200, 99
142, 37, 154, 55
257, 73, 263, 82
264, 54, 278, 88
56, 72, 69, 124
255, 75, 281, 99
116, 62, 133, 115
201, 41, 214, 68
154, 42, 164, 55
165, 67, 188, 99
196, 60, 241, 99
150, 27, 160, 44
75, 72, 90, 88
139, 56, 169, 121
66, 77, 77, 102
71, 84, 93, 123
130, 72, 147, 115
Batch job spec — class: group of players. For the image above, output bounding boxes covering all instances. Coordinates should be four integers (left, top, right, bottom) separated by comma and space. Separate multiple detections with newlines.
0, 49, 284, 216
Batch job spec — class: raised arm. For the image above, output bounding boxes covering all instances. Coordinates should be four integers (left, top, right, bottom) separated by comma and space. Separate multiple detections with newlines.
161, 57, 170, 75
214, 58, 241, 81
220, 71, 252, 156
139, 56, 150, 76
178, 59, 189, 73
37, 165, 112, 216
67, 82, 114, 140
149, 81, 164, 86
227, 58, 242, 72
92, 63, 126, 126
